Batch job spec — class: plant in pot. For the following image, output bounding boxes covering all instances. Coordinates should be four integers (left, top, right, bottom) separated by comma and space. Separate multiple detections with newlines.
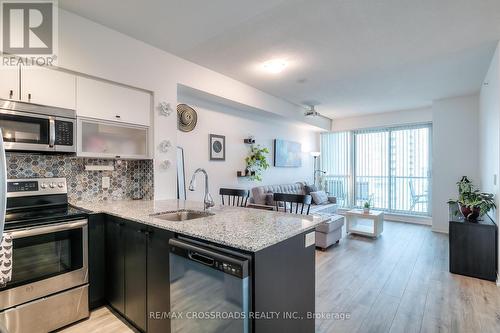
244, 145, 270, 181
363, 199, 372, 214
448, 176, 496, 221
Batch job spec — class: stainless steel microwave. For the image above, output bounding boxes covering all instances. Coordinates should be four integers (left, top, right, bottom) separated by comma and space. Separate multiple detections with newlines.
0, 98, 76, 153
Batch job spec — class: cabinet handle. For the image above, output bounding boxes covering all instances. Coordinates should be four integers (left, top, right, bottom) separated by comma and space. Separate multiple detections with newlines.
9, 90, 13, 99
115, 115, 121, 119
28, 93, 31, 101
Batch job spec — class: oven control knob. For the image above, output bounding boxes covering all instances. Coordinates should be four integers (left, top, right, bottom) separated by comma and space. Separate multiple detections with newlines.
57, 182, 64, 188
49, 182, 56, 188
40, 183, 48, 189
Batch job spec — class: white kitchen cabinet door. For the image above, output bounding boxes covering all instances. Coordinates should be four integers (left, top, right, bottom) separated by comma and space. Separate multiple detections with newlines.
77, 117, 150, 159
21, 67, 76, 109
0, 67, 20, 100
76, 77, 151, 126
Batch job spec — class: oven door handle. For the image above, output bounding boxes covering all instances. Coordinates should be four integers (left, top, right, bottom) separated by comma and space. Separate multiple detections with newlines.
9, 220, 87, 239
49, 117, 55, 148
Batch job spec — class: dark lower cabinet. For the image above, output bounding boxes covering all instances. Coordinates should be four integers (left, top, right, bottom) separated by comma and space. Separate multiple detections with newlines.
106, 216, 126, 315
449, 215, 498, 281
254, 230, 316, 333
124, 222, 148, 332
94, 215, 315, 333
100, 215, 173, 333
88, 213, 106, 309
147, 228, 174, 333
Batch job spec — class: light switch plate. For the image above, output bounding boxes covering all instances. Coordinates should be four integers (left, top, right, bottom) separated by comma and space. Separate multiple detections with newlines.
102, 176, 110, 189
305, 231, 315, 248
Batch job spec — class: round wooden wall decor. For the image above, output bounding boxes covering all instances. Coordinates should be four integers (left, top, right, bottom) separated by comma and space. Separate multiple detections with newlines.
177, 104, 198, 132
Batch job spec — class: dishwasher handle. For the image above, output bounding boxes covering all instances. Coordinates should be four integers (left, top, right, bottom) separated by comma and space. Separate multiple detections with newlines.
188, 251, 215, 267
169, 238, 249, 279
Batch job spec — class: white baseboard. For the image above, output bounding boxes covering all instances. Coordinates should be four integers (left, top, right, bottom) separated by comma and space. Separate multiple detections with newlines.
336, 208, 432, 226
431, 227, 449, 234
384, 214, 432, 226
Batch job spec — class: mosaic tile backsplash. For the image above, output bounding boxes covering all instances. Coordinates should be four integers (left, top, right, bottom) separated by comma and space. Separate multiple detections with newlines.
6, 153, 154, 202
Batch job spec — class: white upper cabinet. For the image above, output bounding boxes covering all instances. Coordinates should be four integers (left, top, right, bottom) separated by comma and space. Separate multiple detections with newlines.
76, 77, 151, 126
0, 67, 20, 100
21, 67, 76, 109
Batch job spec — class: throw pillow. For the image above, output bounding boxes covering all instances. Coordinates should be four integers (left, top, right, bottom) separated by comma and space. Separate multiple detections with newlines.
304, 184, 318, 195
310, 191, 329, 205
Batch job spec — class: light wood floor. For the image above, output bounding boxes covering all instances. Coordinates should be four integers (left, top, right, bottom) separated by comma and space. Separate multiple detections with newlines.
58, 307, 138, 333
316, 221, 500, 333
62, 221, 500, 333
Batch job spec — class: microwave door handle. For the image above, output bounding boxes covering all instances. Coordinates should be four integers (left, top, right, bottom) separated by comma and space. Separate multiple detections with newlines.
49, 118, 55, 148
0, 129, 6, 237
9, 220, 87, 239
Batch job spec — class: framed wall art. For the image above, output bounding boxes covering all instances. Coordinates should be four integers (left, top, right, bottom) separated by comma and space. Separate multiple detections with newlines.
209, 134, 226, 161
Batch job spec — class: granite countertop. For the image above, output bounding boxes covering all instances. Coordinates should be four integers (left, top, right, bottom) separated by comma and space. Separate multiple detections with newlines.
72, 199, 329, 252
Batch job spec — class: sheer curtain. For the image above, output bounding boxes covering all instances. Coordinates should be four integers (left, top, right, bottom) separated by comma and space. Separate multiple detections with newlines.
320, 132, 351, 207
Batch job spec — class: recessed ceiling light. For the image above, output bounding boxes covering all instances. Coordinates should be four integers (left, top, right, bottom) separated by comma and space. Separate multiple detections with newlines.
262, 58, 288, 74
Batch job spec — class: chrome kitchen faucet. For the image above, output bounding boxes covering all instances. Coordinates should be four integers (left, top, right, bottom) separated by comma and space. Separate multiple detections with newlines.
188, 168, 215, 210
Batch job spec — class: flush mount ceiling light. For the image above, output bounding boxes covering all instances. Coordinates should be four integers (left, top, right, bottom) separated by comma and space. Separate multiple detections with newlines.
262, 58, 288, 74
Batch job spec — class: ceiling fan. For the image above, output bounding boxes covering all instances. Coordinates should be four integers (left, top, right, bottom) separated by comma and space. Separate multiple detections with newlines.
304, 105, 320, 117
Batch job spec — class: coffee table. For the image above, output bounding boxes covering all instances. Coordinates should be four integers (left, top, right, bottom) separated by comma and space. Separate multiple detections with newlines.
345, 209, 384, 238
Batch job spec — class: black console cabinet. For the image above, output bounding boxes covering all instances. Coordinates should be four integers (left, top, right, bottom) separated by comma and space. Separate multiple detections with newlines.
449, 215, 497, 281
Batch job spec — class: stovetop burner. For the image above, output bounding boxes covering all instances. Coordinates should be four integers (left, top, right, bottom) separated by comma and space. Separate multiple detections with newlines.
5, 177, 89, 230
4, 205, 89, 230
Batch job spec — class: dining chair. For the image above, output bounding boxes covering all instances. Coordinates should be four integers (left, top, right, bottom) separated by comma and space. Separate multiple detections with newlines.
273, 193, 312, 215
219, 188, 250, 207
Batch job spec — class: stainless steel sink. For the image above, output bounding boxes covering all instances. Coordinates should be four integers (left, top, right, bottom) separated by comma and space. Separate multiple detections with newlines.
151, 210, 214, 221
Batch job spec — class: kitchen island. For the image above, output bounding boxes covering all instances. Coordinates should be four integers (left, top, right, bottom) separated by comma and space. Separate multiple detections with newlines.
74, 199, 327, 333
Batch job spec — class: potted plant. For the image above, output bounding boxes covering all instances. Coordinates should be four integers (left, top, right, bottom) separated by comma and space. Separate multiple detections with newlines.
448, 176, 496, 221
363, 200, 371, 214
244, 145, 270, 181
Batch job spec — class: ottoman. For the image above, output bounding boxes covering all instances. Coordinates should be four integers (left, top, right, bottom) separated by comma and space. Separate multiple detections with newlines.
315, 214, 345, 251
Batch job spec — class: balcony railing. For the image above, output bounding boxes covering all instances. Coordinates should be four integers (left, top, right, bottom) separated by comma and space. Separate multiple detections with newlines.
324, 175, 430, 216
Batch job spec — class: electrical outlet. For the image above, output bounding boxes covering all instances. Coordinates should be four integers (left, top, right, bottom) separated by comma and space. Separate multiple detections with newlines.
305, 231, 315, 248
494, 174, 497, 186
102, 176, 110, 189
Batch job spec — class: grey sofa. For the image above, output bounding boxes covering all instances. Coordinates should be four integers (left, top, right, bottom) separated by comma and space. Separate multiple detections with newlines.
250, 182, 344, 249
250, 182, 338, 215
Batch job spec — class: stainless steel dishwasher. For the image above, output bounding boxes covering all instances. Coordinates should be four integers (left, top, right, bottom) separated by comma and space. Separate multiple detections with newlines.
169, 238, 251, 333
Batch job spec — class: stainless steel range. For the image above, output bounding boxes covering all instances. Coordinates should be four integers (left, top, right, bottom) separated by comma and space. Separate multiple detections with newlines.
0, 177, 89, 333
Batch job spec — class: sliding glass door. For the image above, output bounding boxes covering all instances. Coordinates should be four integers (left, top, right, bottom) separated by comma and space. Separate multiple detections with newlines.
354, 130, 390, 209
321, 123, 431, 216
389, 126, 431, 214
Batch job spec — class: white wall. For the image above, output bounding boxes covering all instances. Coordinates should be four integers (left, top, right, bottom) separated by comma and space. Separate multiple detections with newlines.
54, 9, 330, 199
332, 106, 433, 132
479, 41, 500, 284
178, 94, 319, 203
432, 95, 479, 233
479, 44, 500, 221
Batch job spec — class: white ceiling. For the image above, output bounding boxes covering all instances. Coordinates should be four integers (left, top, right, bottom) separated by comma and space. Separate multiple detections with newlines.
60, 0, 500, 119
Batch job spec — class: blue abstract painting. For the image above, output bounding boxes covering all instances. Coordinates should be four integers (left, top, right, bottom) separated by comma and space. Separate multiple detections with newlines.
274, 139, 302, 167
